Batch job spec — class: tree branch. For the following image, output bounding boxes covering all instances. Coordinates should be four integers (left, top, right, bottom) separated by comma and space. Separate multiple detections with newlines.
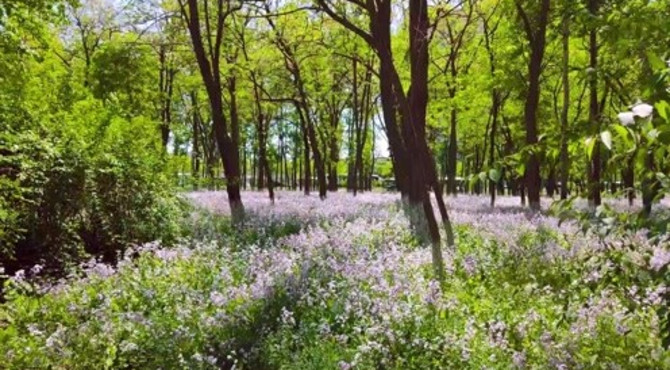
314, 0, 374, 45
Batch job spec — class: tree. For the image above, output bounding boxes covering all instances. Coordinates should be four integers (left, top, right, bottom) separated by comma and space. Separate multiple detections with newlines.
236, 12, 275, 202
316, 0, 456, 282
559, 2, 570, 200
433, 0, 476, 196
264, 9, 328, 199
478, 1, 503, 206
177, 0, 244, 220
515, 0, 551, 211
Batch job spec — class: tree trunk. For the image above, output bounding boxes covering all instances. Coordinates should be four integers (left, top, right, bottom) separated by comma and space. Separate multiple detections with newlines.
317, 0, 455, 282
623, 157, 635, 206
327, 113, 339, 191
447, 98, 458, 195
190, 92, 201, 189
351, 58, 360, 195
257, 112, 274, 202
481, 0, 500, 207
354, 67, 372, 195
587, 0, 602, 208
560, 11, 571, 200
488, 93, 499, 206
517, 0, 550, 211
267, 16, 327, 199
369, 3, 409, 197
302, 128, 311, 195
179, 0, 244, 221
547, 166, 557, 197
159, 46, 176, 149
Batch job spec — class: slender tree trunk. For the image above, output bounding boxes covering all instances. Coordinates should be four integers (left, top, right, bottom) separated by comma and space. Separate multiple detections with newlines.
560, 11, 571, 200
369, 3, 409, 197
258, 112, 274, 202
516, 0, 550, 211
179, 0, 244, 220
242, 140, 247, 190
347, 110, 357, 192
447, 94, 458, 195
267, 16, 326, 199
191, 93, 201, 189
252, 150, 257, 189
623, 157, 635, 206
481, 2, 499, 206
642, 154, 658, 216
489, 94, 499, 206
327, 111, 340, 191
587, 0, 601, 208
159, 48, 176, 150
351, 58, 360, 195
547, 166, 557, 197
302, 130, 310, 195
354, 68, 372, 195
299, 104, 326, 198
369, 116, 376, 191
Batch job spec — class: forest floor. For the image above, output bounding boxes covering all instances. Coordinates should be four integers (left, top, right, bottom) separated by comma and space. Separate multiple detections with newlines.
2, 191, 670, 368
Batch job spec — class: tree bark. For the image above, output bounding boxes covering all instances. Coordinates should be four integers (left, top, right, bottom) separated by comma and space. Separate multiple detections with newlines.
480, 1, 501, 206
623, 157, 635, 206
516, 0, 551, 211
316, 0, 456, 282
159, 46, 176, 149
327, 110, 340, 191
297, 107, 311, 195
447, 96, 458, 195
559, 10, 571, 200
190, 92, 201, 189
179, 0, 244, 221
587, 0, 602, 207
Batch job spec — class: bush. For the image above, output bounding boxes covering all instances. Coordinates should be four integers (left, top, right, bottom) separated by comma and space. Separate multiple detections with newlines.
0, 116, 184, 276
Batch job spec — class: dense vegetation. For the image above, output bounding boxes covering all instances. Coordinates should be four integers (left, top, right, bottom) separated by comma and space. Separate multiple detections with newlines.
1, 0, 670, 368
3, 193, 670, 368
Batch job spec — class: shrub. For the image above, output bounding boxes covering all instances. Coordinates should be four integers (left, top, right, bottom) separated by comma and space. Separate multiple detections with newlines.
0, 116, 184, 276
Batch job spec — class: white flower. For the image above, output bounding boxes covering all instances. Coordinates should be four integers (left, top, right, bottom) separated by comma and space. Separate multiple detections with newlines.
513, 351, 526, 368
210, 291, 227, 307
30, 264, 43, 275
339, 361, 352, 370
650, 248, 670, 271
120, 341, 139, 353
279, 307, 295, 326
617, 112, 635, 125
632, 103, 653, 118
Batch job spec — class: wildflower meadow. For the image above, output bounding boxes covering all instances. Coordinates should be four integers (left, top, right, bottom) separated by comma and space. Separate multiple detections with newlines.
2, 191, 670, 369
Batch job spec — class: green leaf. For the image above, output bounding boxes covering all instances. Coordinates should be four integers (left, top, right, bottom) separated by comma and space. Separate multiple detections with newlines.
646, 51, 666, 73
584, 136, 596, 160
516, 162, 526, 176
488, 168, 501, 183
655, 101, 670, 121
600, 130, 612, 150
647, 128, 660, 141
611, 124, 633, 146
658, 128, 670, 145
468, 174, 478, 188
